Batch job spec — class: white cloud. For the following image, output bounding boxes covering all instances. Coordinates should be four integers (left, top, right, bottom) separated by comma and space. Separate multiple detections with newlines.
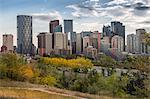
66, 0, 150, 34
66, 4, 99, 18
30, 10, 63, 47
107, 0, 129, 5
90, 0, 99, 1
31, 10, 63, 23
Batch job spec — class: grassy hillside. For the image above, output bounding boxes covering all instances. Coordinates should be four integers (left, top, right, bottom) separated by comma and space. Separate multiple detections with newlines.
0, 87, 74, 99
0, 79, 115, 99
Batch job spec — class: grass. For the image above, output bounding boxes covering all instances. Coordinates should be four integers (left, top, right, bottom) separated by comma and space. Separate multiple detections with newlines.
0, 79, 40, 88
0, 79, 119, 99
0, 79, 147, 99
0, 87, 74, 99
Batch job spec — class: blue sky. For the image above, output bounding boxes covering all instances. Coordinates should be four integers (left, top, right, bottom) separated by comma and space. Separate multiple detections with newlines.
0, 0, 150, 46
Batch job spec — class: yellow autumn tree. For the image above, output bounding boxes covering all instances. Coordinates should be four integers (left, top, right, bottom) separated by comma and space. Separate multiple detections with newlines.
69, 57, 93, 68
40, 76, 57, 86
19, 64, 34, 81
41, 57, 93, 69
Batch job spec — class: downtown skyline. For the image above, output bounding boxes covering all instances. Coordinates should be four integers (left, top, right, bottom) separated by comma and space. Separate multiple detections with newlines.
0, 0, 150, 47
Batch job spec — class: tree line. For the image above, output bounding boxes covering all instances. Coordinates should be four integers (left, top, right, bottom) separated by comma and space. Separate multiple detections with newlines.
0, 53, 149, 98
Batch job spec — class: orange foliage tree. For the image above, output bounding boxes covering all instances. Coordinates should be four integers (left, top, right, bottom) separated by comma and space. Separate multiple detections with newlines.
19, 64, 34, 81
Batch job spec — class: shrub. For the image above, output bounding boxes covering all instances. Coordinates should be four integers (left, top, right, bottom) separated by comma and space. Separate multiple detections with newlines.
40, 76, 57, 86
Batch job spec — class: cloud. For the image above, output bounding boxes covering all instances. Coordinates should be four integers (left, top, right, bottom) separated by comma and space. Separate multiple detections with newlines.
140, 21, 150, 24
66, 0, 150, 34
31, 10, 63, 22
107, 0, 129, 6
66, 0, 150, 22
66, 0, 101, 18
66, 5, 99, 18
107, 0, 150, 11
134, 2, 150, 10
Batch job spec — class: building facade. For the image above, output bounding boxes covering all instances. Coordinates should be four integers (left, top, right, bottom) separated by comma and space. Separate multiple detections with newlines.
76, 33, 82, 54
111, 21, 125, 50
85, 46, 97, 59
49, 20, 59, 33
83, 36, 91, 53
64, 20, 73, 39
64, 20, 74, 53
54, 32, 68, 51
102, 25, 113, 37
3, 34, 13, 52
111, 35, 124, 52
37, 32, 52, 56
136, 29, 148, 54
17, 15, 32, 54
54, 25, 62, 32
101, 36, 111, 52
127, 34, 136, 54
90, 31, 101, 52
81, 31, 92, 38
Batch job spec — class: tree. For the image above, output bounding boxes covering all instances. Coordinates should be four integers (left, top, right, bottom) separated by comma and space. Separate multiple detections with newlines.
142, 33, 150, 46
0, 53, 27, 79
41, 57, 93, 69
19, 64, 34, 81
93, 55, 117, 68
40, 76, 57, 86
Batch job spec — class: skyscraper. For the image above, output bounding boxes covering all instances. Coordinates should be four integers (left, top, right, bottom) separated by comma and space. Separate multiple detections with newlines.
37, 32, 52, 56
136, 29, 147, 54
49, 20, 59, 33
54, 32, 68, 50
17, 15, 32, 54
49, 20, 59, 49
54, 25, 62, 32
111, 35, 124, 52
54, 32, 68, 55
64, 20, 74, 53
64, 20, 73, 38
71, 32, 76, 53
111, 21, 125, 50
127, 34, 136, 54
76, 33, 82, 54
90, 31, 101, 52
3, 34, 13, 52
101, 36, 111, 52
80, 31, 92, 53
102, 25, 113, 37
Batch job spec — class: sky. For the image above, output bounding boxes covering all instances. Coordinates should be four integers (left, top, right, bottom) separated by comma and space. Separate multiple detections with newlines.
0, 0, 150, 47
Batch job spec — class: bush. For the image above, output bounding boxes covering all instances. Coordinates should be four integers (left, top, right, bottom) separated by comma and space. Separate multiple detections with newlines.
40, 76, 57, 86
19, 65, 34, 81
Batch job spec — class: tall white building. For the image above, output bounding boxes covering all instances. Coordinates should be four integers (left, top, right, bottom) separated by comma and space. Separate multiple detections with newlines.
136, 29, 147, 54
3, 34, 13, 52
76, 33, 82, 54
37, 32, 52, 56
127, 34, 136, 54
54, 32, 68, 50
111, 35, 124, 52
